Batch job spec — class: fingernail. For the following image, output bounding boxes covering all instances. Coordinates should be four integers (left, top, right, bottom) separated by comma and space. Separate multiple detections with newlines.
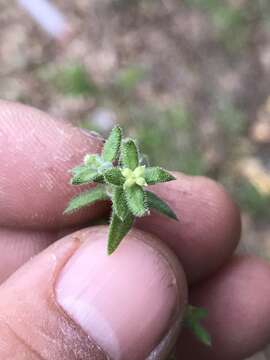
56, 229, 180, 360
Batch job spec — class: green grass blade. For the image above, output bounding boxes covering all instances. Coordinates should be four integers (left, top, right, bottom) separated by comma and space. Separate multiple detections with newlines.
64, 187, 109, 214
102, 125, 122, 162
146, 190, 178, 220
108, 211, 134, 254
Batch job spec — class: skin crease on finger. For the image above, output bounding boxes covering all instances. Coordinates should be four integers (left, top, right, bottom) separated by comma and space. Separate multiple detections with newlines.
0, 232, 107, 360
0, 227, 57, 284
0, 100, 109, 230
176, 255, 270, 360
137, 173, 242, 284
0, 226, 187, 360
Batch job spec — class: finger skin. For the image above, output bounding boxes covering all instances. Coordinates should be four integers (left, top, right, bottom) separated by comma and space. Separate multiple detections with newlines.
0, 100, 108, 230
0, 101, 240, 286
137, 173, 241, 283
176, 255, 270, 360
0, 226, 187, 360
0, 227, 56, 284
0, 234, 106, 360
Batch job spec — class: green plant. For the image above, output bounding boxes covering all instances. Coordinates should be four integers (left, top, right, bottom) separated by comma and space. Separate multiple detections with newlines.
112, 66, 145, 95
64, 125, 177, 254
217, 103, 246, 136
183, 0, 250, 51
65, 125, 211, 346
49, 64, 99, 96
183, 305, 212, 346
234, 179, 270, 219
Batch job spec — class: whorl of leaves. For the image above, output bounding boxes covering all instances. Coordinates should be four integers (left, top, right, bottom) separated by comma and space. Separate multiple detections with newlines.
65, 125, 177, 254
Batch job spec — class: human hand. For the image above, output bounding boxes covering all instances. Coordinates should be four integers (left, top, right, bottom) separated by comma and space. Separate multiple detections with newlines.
0, 100, 269, 360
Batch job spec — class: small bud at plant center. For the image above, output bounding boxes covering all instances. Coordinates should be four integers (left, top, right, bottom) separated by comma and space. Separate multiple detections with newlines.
122, 166, 147, 188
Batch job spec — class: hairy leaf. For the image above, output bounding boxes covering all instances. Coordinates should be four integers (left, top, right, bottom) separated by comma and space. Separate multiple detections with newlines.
144, 167, 176, 185
146, 190, 178, 220
125, 184, 148, 217
104, 168, 125, 186
84, 154, 101, 168
71, 164, 88, 175
71, 168, 103, 185
183, 305, 212, 346
112, 187, 129, 221
108, 211, 134, 254
102, 125, 122, 162
121, 138, 139, 170
64, 186, 109, 214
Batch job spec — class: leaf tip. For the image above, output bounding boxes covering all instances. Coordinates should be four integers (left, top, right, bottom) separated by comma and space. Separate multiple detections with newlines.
171, 212, 179, 221
63, 208, 70, 215
107, 236, 119, 255
114, 124, 123, 132
165, 171, 176, 181
107, 246, 115, 255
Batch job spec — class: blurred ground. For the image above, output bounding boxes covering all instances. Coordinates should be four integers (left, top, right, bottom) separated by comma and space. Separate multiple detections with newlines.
0, 0, 270, 357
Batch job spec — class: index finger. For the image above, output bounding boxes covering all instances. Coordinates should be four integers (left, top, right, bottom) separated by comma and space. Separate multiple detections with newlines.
0, 100, 108, 230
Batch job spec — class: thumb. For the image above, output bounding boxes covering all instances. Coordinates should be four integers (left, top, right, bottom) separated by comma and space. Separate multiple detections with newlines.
0, 226, 187, 360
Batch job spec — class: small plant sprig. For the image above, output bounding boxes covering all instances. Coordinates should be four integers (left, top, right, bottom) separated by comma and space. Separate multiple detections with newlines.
64, 126, 211, 347
165, 305, 211, 359
183, 305, 212, 346
64, 125, 178, 254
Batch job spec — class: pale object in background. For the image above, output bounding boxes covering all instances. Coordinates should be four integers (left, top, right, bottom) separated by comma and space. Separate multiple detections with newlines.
236, 158, 270, 196
91, 108, 117, 133
17, 0, 72, 42
251, 96, 270, 144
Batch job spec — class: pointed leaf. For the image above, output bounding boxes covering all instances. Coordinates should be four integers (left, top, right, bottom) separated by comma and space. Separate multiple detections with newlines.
108, 211, 134, 254
104, 168, 125, 186
64, 187, 109, 214
183, 305, 212, 347
121, 138, 139, 170
102, 125, 122, 162
71, 168, 103, 185
125, 185, 148, 217
84, 154, 101, 168
193, 324, 211, 346
71, 164, 88, 175
144, 167, 176, 185
146, 190, 178, 220
112, 187, 129, 221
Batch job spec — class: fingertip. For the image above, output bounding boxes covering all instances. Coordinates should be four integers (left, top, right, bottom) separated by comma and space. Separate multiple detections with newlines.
177, 255, 270, 359
56, 226, 188, 360
0, 225, 187, 360
0, 227, 56, 284
0, 101, 108, 229
137, 172, 241, 283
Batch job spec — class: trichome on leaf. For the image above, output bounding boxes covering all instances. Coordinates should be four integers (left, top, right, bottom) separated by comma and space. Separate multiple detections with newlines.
64, 126, 211, 347
64, 125, 178, 254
